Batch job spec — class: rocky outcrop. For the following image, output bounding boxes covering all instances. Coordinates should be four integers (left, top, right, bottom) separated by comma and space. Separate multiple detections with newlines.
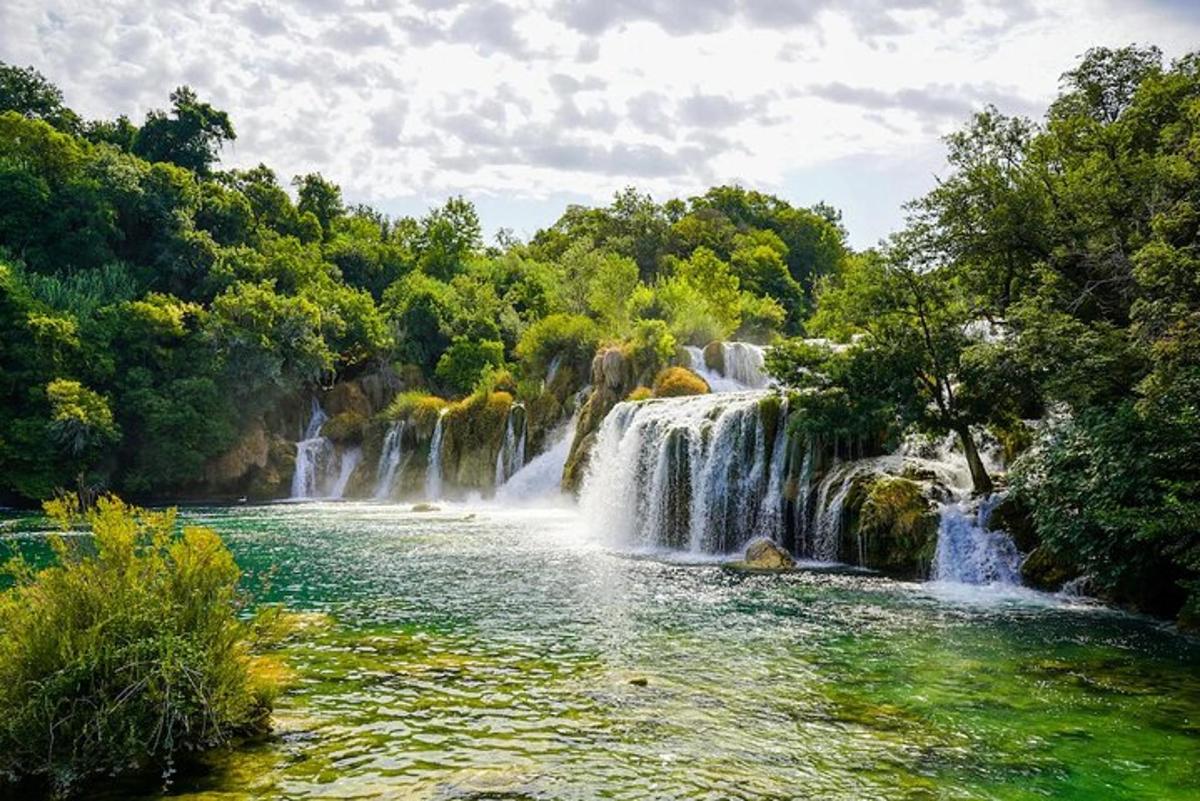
562, 347, 639, 493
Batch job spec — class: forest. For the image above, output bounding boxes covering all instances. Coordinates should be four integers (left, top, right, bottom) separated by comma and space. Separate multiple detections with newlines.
0, 43, 1197, 625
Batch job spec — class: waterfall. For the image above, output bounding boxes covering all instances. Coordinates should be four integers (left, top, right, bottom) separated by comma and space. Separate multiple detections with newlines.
494, 404, 527, 489
756, 397, 790, 543
291, 398, 332, 499
579, 391, 782, 554
495, 417, 576, 503
683, 342, 771, 393
291, 397, 358, 500
722, 342, 769, 388
932, 495, 1023, 585
424, 410, 447, 500
374, 421, 409, 499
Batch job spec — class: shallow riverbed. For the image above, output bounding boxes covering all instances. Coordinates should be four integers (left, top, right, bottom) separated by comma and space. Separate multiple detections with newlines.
3, 501, 1199, 800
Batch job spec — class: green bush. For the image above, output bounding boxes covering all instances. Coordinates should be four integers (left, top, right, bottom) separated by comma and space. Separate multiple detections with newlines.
434, 336, 504, 395
515, 313, 600, 378
626, 386, 653, 402
0, 496, 278, 796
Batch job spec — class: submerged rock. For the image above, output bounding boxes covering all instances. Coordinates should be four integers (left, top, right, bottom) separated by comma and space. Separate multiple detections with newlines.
730, 537, 795, 571
411, 502, 440, 512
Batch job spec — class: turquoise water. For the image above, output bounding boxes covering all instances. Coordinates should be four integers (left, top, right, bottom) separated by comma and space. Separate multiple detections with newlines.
3, 501, 1199, 799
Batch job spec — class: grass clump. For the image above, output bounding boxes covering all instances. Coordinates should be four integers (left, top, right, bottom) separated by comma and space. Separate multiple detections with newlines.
625, 386, 653, 402
384, 390, 448, 433
652, 366, 710, 398
0, 496, 278, 797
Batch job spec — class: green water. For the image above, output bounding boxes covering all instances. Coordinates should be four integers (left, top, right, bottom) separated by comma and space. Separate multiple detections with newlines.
3, 501, 1199, 800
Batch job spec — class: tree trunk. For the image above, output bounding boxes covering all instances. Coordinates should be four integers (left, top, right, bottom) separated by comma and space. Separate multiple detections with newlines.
954, 425, 993, 495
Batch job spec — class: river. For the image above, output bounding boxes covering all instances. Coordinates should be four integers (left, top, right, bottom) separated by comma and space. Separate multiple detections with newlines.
2, 501, 1198, 799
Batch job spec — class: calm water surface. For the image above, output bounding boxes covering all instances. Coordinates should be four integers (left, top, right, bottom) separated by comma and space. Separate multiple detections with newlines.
3, 501, 1198, 800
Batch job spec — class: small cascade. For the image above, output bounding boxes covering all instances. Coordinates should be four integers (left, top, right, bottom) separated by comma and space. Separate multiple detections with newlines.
579, 391, 781, 554
495, 417, 577, 503
292, 398, 333, 499
424, 409, 447, 500
374, 421, 409, 499
291, 397, 359, 500
494, 404, 527, 489
722, 342, 769, 388
932, 495, 1023, 585
683, 342, 771, 393
756, 397, 790, 543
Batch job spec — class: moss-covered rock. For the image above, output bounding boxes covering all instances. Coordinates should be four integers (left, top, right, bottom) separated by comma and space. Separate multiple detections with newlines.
1020, 545, 1079, 591
988, 495, 1038, 552
853, 476, 939, 578
321, 411, 367, 444
653, 367, 709, 397
324, 381, 371, 418
703, 340, 725, 374
441, 391, 513, 490
626, 386, 653, 402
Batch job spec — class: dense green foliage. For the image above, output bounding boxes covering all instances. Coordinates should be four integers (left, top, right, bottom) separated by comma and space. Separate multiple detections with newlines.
0, 497, 278, 795
768, 46, 1200, 620
0, 61, 844, 504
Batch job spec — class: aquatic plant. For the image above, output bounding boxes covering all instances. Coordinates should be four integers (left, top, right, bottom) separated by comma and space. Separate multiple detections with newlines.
0, 496, 279, 796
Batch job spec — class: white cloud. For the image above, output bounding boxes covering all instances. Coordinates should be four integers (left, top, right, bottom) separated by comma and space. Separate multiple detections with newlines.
0, 0, 1195, 246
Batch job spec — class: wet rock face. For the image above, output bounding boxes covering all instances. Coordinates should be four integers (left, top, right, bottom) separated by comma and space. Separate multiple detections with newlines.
741, 538, 796, 570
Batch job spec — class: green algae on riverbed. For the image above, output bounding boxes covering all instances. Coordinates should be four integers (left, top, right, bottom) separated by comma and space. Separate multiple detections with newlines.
2, 501, 1198, 800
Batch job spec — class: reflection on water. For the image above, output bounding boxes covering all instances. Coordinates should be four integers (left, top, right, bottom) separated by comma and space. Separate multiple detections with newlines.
4, 501, 1200, 800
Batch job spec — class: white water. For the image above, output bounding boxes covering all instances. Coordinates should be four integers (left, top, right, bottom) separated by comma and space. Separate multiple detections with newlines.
291, 398, 332, 499
291, 397, 359, 500
424, 410, 447, 500
580, 391, 780, 554
495, 418, 576, 504
683, 342, 771, 393
494, 404, 527, 489
374, 421, 409, 499
932, 495, 1023, 585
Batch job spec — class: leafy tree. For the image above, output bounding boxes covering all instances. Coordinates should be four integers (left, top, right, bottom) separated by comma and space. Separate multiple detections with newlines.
133, 86, 235, 175
0, 62, 81, 133
293, 172, 343, 238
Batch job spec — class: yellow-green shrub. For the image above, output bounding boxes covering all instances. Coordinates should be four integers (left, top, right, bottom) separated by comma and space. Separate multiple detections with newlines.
384, 391, 448, 432
626, 386, 653, 402
652, 367, 709, 398
0, 497, 277, 796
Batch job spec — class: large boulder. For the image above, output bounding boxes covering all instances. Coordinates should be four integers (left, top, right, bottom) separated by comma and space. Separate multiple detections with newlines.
851, 476, 939, 578
734, 537, 796, 570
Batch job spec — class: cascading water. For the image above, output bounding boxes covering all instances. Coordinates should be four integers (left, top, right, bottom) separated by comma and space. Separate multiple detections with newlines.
292, 398, 333, 499
683, 342, 771, 392
932, 495, 1023, 585
579, 391, 783, 554
291, 397, 358, 500
374, 421, 409, 499
424, 410, 447, 500
495, 417, 577, 503
494, 404, 527, 489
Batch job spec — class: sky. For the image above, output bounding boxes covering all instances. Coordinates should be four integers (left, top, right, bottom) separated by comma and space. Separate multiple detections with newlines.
1, 1, 1196, 250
